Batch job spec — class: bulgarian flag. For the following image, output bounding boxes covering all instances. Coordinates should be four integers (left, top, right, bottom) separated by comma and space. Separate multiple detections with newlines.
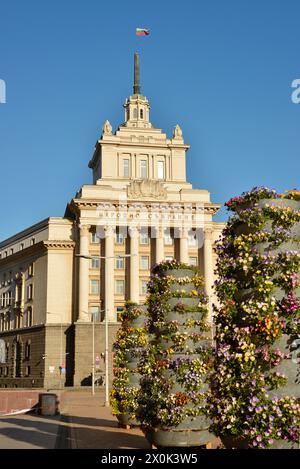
136, 28, 150, 36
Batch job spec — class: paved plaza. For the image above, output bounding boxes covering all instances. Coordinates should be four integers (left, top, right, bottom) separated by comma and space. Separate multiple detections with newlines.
0, 389, 149, 449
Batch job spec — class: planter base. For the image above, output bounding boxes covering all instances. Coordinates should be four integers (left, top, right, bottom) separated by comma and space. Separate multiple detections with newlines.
117, 413, 140, 428
144, 426, 213, 448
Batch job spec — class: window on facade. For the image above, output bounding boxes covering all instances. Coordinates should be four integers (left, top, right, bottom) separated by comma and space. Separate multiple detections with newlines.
133, 108, 138, 119
140, 280, 148, 295
140, 231, 149, 245
115, 280, 125, 295
140, 109, 144, 119
91, 232, 100, 244
140, 160, 147, 179
25, 341, 31, 360
5, 314, 10, 331
123, 159, 130, 177
115, 257, 124, 270
27, 284, 33, 301
28, 263, 34, 277
8, 291, 12, 306
157, 161, 165, 180
4, 367, 9, 376
164, 232, 173, 245
15, 314, 21, 329
189, 257, 198, 266
10, 249, 14, 256
90, 280, 100, 295
30, 238, 35, 246
91, 257, 100, 269
188, 232, 198, 247
27, 307, 33, 327
140, 256, 149, 270
165, 256, 174, 262
90, 305, 103, 322
20, 243, 24, 251
25, 366, 31, 377
115, 232, 125, 245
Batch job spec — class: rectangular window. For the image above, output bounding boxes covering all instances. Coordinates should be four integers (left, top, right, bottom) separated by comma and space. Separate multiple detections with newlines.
91, 232, 100, 244
27, 284, 33, 301
28, 263, 34, 277
157, 161, 165, 179
123, 159, 130, 177
116, 233, 125, 245
188, 232, 198, 247
165, 256, 173, 262
140, 280, 148, 295
115, 280, 125, 295
90, 279, 100, 295
25, 366, 31, 377
115, 257, 124, 269
90, 305, 103, 322
140, 232, 149, 245
91, 257, 100, 269
25, 341, 31, 360
16, 314, 21, 329
140, 256, 149, 270
189, 257, 198, 266
164, 232, 173, 245
140, 160, 147, 179
27, 307, 33, 327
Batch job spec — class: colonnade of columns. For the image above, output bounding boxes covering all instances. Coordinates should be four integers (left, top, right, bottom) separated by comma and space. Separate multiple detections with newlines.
77, 224, 214, 323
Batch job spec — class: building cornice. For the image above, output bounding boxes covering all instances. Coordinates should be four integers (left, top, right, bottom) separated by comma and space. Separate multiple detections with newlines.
0, 241, 46, 267
43, 241, 75, 250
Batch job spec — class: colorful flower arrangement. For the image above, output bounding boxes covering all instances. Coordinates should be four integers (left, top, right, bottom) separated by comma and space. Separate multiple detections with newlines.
209, 187, 300, 448
225, 186, 300, 211
110, 302, 148, 420
137, 260, 212, 431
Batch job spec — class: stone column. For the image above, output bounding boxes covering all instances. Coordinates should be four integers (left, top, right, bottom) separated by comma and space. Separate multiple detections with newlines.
129, 226, 140, 303
155, 227, 164, 264
104, 226, 115, 322
78, 224, 90, 322
204, 227, 214, 323
179, 228, 189, 264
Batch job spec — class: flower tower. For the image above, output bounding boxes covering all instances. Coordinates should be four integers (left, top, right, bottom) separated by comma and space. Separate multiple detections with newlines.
111, 302, 148, 428
210, 187, 300, 449
138, 260, 213, 448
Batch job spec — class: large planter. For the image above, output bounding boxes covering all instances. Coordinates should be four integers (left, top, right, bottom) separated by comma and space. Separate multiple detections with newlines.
212, 190, 300, 449
143, 262, 213, 448
111, 304, 148, 428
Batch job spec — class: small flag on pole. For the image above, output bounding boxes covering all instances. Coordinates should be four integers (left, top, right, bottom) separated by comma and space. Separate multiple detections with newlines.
136, 28, 150, 36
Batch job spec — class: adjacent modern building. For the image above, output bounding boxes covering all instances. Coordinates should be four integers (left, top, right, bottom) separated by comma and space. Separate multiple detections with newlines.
0, 54, 225, 388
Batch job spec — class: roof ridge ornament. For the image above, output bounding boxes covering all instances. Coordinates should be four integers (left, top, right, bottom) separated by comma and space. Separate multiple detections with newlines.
173, 124, 183, 139
102, 120, 112, 136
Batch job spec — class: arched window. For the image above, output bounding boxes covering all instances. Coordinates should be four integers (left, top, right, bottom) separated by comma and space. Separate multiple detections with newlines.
140, 109, 144, 119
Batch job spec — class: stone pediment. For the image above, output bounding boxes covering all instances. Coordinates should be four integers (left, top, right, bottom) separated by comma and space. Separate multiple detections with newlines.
127, 180, 167, 200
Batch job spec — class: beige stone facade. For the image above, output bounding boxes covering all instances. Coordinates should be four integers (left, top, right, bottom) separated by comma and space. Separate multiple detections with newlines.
0, 54, 225, 388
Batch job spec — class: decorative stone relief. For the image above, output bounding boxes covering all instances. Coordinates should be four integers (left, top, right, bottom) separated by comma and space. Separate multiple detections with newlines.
127, 180, 167, 199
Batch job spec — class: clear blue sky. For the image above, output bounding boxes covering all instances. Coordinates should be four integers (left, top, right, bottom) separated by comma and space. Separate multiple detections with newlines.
1, 0, 300, 241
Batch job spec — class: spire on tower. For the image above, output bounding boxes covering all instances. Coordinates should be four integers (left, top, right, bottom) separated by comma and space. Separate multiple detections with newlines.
133, 52, 141, 95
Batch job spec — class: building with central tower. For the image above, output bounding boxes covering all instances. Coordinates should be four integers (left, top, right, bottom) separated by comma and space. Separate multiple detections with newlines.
0, 54, 224, 388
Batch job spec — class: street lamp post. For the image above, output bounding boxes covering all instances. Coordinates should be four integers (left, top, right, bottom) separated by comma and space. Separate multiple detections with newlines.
47, 312, 63, 389
76, 251, 136, 407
